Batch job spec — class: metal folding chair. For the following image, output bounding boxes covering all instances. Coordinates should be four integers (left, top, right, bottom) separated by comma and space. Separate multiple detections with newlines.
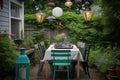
51, 50, 71, 80
34, 43, 45, 76
80, 43, 91, 78
72, 42, 91, 78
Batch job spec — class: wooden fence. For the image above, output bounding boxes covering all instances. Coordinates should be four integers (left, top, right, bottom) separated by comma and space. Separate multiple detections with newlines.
24, 24, 69, 40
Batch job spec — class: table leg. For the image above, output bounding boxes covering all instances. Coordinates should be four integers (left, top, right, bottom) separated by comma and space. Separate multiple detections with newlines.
45, 60, 48, 79
77, 53, 80, 80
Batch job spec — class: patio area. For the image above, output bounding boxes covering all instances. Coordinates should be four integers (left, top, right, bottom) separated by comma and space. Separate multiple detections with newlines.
1, 0, 120, 80
30, 63, 107, 80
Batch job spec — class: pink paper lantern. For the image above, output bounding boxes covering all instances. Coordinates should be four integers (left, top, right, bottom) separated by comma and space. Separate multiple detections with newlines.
48, 2, 55, 7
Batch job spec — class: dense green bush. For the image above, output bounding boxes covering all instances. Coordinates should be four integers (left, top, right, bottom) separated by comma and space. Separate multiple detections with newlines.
32, 29, 45, 44
0, 34, 17, 78
89, 46, 120, 73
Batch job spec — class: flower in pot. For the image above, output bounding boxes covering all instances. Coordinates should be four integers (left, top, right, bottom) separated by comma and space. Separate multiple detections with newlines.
54, 33, 65, 47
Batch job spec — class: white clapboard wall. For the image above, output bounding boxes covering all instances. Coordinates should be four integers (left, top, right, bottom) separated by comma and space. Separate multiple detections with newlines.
0, 0, 9, 33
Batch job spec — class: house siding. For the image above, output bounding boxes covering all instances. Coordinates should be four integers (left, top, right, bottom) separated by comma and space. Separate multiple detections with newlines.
0, 0, 24, 39
0, 0, 9, 33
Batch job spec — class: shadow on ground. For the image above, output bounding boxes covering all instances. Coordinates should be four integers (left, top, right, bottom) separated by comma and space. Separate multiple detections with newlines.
30, 64, 107, 80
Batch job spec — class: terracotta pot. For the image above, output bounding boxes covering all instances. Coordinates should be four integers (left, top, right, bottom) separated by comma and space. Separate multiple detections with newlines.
14, 39, 23, 47
0, 34, 6, 37
108, 68, 117, 76
116, 62, 120, 80
25, 45, 31, 50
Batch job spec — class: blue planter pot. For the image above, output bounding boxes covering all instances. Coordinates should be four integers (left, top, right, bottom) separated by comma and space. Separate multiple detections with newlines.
58, 41, 63, 47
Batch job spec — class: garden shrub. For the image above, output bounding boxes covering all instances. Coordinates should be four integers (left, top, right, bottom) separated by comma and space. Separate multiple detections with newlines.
0, 34, 17, 78
89, 46, 120, 73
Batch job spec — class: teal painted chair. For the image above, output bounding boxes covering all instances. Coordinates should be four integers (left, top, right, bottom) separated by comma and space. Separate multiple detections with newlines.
51, 50, 71, 80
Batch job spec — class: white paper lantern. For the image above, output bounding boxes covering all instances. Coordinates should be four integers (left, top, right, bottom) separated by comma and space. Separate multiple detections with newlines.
52, 7, 63, 17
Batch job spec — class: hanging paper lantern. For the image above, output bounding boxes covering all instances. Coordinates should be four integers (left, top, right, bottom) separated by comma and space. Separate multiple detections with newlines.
84, 1, 90, 6
65, 0, 73, 8
83, 11, 93, 22
47, 15, 56, 23
48, 2, 55, 7
35, 11, 45, 23
75, 0, 82, 4
52, 7, 63, 17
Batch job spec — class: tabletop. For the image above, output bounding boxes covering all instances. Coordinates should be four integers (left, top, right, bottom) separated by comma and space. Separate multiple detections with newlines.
42, 44, 84, 61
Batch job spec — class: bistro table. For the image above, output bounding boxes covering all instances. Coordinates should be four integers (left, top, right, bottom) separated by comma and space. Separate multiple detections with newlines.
42, 44, 83, 80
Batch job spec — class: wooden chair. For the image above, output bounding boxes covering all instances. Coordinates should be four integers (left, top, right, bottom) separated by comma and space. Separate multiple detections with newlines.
51, 50, 71, 80
34, 43, 45, 76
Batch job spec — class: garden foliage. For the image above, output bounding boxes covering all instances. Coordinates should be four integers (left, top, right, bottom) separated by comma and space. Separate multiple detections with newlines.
0, 34, 17, 78
24, 0, 120, 73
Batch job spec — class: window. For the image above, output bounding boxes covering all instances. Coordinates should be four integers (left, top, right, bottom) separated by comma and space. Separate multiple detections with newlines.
11, 2, 20, 18
10, 1, 23, 39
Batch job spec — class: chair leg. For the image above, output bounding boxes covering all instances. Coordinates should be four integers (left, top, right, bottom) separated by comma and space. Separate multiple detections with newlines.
53, 66, 57, 80
68, 70, 70, 80
82, 62, 90, 78
71, 61, 77, 78
82, 62, 87, 74
53, 70, 55, 80
37, 62, 44, 76
86, 63, 90, 78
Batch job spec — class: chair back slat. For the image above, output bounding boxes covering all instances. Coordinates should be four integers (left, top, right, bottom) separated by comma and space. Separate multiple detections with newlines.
77, 41, 91, 78
52, 60, 71, 63
77, 42, 91, 61
34, 43, 45, 60
51, 50, 71, 66
51, 53, 71, 56
84, 43, 90, 61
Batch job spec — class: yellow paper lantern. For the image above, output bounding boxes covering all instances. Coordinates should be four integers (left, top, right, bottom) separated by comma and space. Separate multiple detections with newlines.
65, 0, 73, 8
83, 11, 93, 22
35, 11, 45, 23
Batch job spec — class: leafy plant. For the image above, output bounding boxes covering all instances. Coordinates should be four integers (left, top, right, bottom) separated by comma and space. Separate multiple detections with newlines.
0, 34, 17, 78
54, 33, 65, 42
89, 46, 120, 73
32, 29, 45, 44
23, 36, 34, 48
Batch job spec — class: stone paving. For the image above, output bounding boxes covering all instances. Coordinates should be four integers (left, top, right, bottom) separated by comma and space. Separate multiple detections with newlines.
30, 63, 107, 80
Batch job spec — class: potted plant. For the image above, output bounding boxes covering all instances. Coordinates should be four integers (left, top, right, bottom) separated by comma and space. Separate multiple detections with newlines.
116, 61, 120, 79
0, 31, 7, 37
54, 33, 65, 47
107, 57, 118, 76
